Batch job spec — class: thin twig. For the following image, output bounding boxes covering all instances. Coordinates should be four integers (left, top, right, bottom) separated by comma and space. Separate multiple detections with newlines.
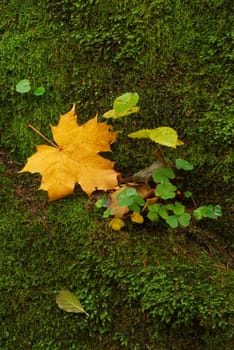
28, 124, 58, 148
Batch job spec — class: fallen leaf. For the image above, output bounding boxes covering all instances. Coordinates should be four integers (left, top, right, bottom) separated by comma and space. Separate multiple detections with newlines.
131, 211, 144, 223
103, 92, 140, 119
128, 127, 183, 148
19, 106, 119, 200
56, 290, 89, 316
143, 197, 158, 211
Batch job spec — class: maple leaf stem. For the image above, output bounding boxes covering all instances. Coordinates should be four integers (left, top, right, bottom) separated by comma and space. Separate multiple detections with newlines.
28, 124, 58, 148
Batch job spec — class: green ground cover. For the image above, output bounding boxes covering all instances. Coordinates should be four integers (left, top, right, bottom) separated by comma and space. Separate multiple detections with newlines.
0, 0, 233, 349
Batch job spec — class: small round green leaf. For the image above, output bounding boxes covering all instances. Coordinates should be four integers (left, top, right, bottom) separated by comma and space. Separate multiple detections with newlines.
34, 86, 46, 96
166, 215, 179, 228
155, 182, 177, 200
147, 210, 159, 222
178, 212, 191, 227
16, 79, 31, 93
158, 205, 168, 219
95, 197, 107, 208
175, 158, 194, 170
103, 209, 114, 218
173, 202, 185, 215
152, 167, 175, 183
185, 191, 192, 198
148, 203, 161, 213
193, 207, 203, 220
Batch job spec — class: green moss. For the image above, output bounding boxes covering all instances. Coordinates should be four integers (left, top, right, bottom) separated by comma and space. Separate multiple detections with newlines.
0, 0, 233, 348
0, 152, 234, 349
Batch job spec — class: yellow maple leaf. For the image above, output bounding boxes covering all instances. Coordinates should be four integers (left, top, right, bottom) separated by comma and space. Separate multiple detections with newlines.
19, 106, 119, 200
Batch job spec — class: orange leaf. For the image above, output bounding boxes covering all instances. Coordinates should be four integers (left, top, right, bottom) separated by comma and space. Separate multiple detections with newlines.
19, 106, 119, 200
108, 186, 129, 218
143, 197, 158, 211
130, 212, 144, 223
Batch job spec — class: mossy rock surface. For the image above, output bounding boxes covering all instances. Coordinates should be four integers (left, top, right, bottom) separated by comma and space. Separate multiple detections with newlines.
0, 1, 233, 349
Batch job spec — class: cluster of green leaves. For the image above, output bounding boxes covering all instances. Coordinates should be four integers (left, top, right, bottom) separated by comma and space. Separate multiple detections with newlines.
115, 159, 222, 229
93, 92, 222, 230
148, 202, 191, 228
117, 188, 145, 213
95, 195, 114, 219
16, 79, 45, 96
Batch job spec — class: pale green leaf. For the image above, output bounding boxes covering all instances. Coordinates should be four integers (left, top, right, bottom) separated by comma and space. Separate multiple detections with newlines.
129, 127, 183, 148
113, 92, 139, 113
149, 127, 182, 148
128, 129, 151, 139
56, 290, 89, 316
16, 79, 31, 93
103, 106, 139, 119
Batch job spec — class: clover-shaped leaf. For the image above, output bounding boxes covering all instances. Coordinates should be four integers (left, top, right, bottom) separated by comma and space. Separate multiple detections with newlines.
166, 215, 179, 228
152, 167, 175, 183
166, 201, 185, 215
193, 205, 222, 220
155, 182, 177, 200
147, 204, 160, 222
178, 212, 191, 227
117, 188, 145, 212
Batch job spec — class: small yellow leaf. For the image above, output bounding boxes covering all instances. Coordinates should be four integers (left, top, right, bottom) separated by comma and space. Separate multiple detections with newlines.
108, 218, 125, 231
176, 139, 184, 146
129, 127, 184, 148
130, 212, 144, 223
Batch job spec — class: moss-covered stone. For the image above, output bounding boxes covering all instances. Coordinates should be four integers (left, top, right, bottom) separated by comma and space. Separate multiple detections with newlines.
0, 1, 233, 348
